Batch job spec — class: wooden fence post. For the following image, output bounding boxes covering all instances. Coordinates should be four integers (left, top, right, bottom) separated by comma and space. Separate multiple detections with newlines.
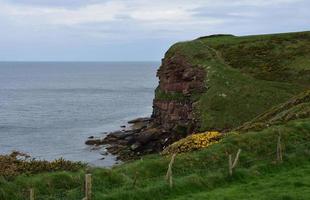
277, 134, 283, 163
165, 153, 176, 188
29, 188, 34, 200
83, 174, 92, 200
228, 149, 241, 176
133, 171, 138, 188
228, 154, 233, 176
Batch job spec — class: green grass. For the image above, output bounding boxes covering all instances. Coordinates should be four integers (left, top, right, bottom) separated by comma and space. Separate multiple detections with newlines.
154, 87, 188, 102
1, 31, 309, 199
173, 164, 310, 200
155, 31, 310, 131
1, 118, 309, 200
237, 89, 310, 132
202, 31, 310, 85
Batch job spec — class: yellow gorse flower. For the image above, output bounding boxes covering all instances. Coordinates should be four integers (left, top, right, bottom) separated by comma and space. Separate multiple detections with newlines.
162, 131, 222, 155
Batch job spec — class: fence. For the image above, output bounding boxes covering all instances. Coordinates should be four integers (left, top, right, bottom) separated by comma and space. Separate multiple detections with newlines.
25, 135, 310, 200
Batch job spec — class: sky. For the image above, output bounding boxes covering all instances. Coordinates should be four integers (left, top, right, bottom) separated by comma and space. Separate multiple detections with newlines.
0, 0, 309, 61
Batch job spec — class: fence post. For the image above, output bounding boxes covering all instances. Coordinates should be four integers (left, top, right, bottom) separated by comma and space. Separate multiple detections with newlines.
133, 171, 138, 188
29, 188, 34, 200
228, 149, 241, 176
228, 154, 232, 176
277, 134, 283, 163
84, 174, 92, 200
165, 153, 176, 188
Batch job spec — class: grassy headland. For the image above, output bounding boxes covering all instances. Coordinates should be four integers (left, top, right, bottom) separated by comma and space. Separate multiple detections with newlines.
1, 31, 310, 200
156, 31, 309, 131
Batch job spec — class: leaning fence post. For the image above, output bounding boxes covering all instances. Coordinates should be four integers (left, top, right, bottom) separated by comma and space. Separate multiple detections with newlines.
133, 171, 138, 188
228, 149, 241, 176
277, 134, 283, 163
84, 174, 92, 200
29, 188, 34, 200
165, 153, 176, 188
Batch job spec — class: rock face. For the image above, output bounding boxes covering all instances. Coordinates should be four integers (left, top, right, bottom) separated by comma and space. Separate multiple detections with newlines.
152, 101, 193, 131
152, 54, 207, 133
87, 31, 310, 160
156, 55, 206, 94
85, 55, 207, 160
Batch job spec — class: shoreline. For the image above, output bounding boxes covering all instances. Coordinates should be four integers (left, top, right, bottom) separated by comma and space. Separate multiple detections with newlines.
85, 116, 167, 161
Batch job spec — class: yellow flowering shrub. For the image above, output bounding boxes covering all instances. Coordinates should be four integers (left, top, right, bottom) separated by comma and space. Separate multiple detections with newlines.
162, 131, 222, 155
0, 151, 85, 179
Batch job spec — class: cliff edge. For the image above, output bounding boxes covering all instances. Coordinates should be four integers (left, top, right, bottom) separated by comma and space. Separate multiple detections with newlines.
89, 31, 310, 160
153, 31, 309, 133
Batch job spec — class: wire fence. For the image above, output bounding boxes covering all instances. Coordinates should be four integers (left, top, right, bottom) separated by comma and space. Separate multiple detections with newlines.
21, 137, 310, 200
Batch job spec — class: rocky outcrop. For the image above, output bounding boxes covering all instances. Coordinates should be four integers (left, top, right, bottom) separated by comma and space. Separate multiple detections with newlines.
87, 31, 310, 161
86, 118, 167, 160
152, 100, 194, 131
86, 54, 207, 160
156, 55, 206, 94
152, 54, 207, 133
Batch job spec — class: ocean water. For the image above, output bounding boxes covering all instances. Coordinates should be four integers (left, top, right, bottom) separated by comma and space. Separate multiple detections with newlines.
0, 62, 158, 166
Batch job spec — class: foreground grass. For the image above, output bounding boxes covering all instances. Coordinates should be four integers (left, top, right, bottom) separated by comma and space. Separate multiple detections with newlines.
1, 118, 309, 199
174, 164, 310, 200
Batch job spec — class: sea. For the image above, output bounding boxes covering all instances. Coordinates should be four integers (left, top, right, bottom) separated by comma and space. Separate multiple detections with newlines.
0, 62, 159, 166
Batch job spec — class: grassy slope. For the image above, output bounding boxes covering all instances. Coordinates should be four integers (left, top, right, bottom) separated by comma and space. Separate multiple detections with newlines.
236, 89, 310, 132
174, 164, 310, 200
158, 31, 310, 131
203, 31, 310, 85
1, 118, 309, 200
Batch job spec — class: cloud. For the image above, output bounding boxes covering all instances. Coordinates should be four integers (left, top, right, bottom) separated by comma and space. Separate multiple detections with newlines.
0, 0, 304, 27
0, 0, 227, 41
0, 0, 309, 61
0, 1, 125, 25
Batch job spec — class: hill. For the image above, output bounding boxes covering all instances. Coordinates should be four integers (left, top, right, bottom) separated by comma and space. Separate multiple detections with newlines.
154, 31, 309, 134
236, 89, 310, 132
87, 31, 310, 160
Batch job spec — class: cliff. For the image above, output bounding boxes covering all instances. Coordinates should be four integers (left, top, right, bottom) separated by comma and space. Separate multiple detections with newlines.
153, 31, 309, 134
91, 31, 310, 159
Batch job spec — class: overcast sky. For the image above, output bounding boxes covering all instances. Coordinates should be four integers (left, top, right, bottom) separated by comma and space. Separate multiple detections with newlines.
0, 0, 309, 61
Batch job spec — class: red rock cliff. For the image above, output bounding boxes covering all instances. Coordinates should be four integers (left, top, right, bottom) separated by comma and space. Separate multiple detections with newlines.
152, 54, 206, 134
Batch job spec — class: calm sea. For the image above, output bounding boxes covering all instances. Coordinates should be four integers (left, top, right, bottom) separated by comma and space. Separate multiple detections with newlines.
0, 62, 158, 166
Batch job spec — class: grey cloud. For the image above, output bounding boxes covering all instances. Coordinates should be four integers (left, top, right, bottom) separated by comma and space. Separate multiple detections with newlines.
4, 0, 109, 8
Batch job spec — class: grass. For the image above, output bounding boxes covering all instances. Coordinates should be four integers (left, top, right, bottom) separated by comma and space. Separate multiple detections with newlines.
1, 31, 309, 199
202, 31, 310, 85
236, 89, 310, 132
1, 118, 309, 200
155, 31, 310, 131
154, 87, 188, 102
173, 164, 310, 200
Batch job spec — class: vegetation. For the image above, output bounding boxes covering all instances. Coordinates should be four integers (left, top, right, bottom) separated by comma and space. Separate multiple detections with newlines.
0, 152, 84, 180
1, 31, 309, 199
236, 89, 310, 132
0, 118, 309, 199
162, 131, 221, 155
203, 31, 310, 85
154, 87, 188, 102
156, 31, 310, 131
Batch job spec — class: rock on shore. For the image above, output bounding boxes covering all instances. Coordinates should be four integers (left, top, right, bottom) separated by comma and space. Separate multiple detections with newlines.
85, 117, 172, 160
